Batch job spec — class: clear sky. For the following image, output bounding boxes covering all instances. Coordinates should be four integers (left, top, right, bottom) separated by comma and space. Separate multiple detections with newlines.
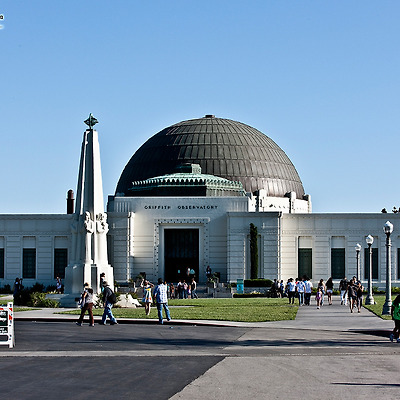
1, 1, 399, 214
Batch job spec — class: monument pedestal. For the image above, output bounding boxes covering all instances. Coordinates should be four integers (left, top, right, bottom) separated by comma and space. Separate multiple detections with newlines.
64, 263, 114, 307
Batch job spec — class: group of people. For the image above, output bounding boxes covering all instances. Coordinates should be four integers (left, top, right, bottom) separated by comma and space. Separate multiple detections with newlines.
169, 278, 198, 299
282, 275, 365, 312
76, 274, 118, 327
140, 278, 172, 324
77, 275, 173, 326
140, 277, 200, 322
339, 276, 365, 313
283, 276, 314, 306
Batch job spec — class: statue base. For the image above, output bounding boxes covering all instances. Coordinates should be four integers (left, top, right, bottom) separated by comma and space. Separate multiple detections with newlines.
64, 263, 114, 296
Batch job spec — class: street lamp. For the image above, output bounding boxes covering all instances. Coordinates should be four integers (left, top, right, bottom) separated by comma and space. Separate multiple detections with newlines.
382, 221, 394, 315
355, 243, 362, 282
365, 235, 374, 305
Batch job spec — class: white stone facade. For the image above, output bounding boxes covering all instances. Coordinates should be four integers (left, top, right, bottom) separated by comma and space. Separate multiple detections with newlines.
1, 202, 400, 289
0, 215, 71, 287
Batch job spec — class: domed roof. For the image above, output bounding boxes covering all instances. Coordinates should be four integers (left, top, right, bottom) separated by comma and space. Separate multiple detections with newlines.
116, 115, 305, 198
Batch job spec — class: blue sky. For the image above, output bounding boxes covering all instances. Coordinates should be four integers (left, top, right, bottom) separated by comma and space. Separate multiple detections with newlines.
1, 1, 399, 214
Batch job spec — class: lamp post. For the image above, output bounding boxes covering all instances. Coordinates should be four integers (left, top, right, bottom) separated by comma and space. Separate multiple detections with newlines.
365, 235, 374, 305
382, 221, 393, 315
355, 243, 362, 282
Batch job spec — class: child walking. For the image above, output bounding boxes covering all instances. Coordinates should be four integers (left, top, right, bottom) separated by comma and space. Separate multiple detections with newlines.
316, 287, 322, 309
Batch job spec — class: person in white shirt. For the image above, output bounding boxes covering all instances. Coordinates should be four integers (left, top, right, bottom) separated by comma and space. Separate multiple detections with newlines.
287, 278, 296, 304
153, 278, 172, 324
304, 277, 313, 306
296, 278, 305, 306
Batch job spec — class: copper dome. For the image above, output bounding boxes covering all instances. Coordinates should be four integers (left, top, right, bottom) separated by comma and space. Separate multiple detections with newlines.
116, 115, 305, 198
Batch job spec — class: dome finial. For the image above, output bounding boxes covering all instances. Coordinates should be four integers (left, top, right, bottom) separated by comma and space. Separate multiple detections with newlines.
84, 113, 98, 129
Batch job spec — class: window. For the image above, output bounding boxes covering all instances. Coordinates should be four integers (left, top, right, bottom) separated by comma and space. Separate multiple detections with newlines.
298, 248, 312, 279
0, 248, 4, 279
54, 249, 68, 279
23, 248, 36, 279
364, 248, 378, 280
331, 248, 345, 279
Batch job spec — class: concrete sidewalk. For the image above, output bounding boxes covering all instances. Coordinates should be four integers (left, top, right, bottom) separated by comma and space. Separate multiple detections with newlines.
267, 297, 393, 332
10, 295, 394, 332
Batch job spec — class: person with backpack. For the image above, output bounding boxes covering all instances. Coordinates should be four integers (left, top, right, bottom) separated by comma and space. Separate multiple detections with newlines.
100, 281, 118, 325
390, 293, 400, 343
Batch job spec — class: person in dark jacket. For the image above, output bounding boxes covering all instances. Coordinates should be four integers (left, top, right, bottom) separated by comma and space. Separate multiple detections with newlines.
100, 281, 118, 325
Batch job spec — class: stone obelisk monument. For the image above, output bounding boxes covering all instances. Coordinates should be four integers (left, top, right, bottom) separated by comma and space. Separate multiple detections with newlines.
64, 114, 114, 300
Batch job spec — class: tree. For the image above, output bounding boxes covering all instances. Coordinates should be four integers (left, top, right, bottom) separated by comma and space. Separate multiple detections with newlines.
250, 223, 259, 279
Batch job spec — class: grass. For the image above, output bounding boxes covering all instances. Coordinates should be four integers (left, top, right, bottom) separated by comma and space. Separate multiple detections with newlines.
59, 297, 299, 322
363, 294, 396, 320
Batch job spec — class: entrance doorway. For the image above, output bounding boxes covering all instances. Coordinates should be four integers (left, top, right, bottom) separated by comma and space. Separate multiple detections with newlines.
164, 228, 199, 283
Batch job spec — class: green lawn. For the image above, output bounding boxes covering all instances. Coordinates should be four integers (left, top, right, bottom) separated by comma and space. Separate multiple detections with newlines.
363, 294, 397, 320
60, 297, 298, 322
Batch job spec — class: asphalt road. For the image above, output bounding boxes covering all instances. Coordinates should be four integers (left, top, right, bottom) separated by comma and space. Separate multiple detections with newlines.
1, 300, 400, 399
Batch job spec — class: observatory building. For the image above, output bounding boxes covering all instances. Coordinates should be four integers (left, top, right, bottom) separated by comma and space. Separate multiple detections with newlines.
0, 115, 399, 292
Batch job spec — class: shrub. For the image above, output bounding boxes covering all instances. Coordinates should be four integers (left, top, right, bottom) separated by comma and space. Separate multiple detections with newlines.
13, 283, 57, 306
46, 285, 57, 293
31, 282, 45, 293
28, 292, 59, 308
244, 279, 273, 287
372, 286, 385, 294
0, 284, 11, 294
17, 288, 32, 306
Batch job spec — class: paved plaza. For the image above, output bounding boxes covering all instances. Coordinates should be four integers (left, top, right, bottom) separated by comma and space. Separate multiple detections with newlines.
1, 297, 399, 399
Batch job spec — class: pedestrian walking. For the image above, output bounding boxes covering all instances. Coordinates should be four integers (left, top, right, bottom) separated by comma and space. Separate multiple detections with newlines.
191, 277, 198, 299
153, 278, 172, 324
100, 281, 118, 325
390, 293, 400, 343
356, 281, 364, 313
56, 276, 63, 294
76, 284, 94, 326
296, 278, 305, 306
304, 276, 313, 305
287, 278, 296, 304
182, 280, 188, 299
169, 283, 175, 299
279, 280, 285, 298
339, 277, 348, 305
326, 277, 333, 305
13, 278, 23, 305
347, 279, 357, 313
315, 287, 322, 309
318, 279, 326, 306
177, 280, 183, 299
